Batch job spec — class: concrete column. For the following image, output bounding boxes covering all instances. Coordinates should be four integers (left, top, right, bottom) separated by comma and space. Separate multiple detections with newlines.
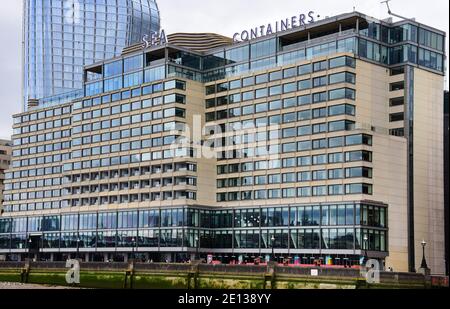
85, 253, 89, 262
50, 253, 54, 262
124, 254, 128, 263
103, 252, 108, 262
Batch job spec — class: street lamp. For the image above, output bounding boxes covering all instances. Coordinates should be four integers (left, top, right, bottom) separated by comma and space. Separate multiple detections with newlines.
76, 238, 81, 260
28, 238, 32, 261
195, 236, 199, 260
420, 240, 428, 269
271, 235, 275, 262
363, 234, 369, 264
131, 237, 136, 261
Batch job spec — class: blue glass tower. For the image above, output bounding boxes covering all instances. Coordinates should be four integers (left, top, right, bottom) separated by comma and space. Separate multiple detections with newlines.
22, 0, 160, 110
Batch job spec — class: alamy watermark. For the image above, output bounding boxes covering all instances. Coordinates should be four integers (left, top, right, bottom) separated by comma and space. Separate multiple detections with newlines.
360, 259, 381, 284
65, 259, 80, 284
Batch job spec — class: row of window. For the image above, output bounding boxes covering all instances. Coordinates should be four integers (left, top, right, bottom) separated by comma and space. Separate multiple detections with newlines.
217, 150, 372, 175
13, 80, 185, 131
85, 65, 167, 96
216, 184, 373, 201
207, 72, 355, 104
206, 94, 355, 123
62, 149, 195, 172
4, 152, 195, 194
3, 191, 198, 213
205, 56, 356, 95
13, 118, 71, 136
213, 134, 372, 156
217, 167, 372, 188
6, 174, 198, 197
0, 228, 386, 251
13, 121, 186, 157
73, 106, 186, 124
12, 107, 186, 154
205, 104, 355, 135
210, 121, 355, 148
205, 86, 356, 117
13, 105, 71, 125
0, 204, 386, 233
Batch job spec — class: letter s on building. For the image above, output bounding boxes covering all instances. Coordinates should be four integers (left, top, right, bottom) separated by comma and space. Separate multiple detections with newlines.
308, 11, 315, 23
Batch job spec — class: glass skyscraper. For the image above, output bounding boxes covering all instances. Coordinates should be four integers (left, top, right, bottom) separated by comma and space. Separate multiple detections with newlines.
22, 0, 161, 111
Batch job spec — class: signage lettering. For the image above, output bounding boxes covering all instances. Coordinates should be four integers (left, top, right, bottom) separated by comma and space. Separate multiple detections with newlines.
142, 29, 167, 49
233, 11, 317, 43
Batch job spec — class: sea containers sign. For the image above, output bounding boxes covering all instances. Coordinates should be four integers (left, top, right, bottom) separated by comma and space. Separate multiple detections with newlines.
232, 11, 318, 43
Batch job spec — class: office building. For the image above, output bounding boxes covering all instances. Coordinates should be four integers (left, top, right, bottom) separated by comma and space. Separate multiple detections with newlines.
1, 11, 446, 274
0, 140, 12, 214
22, 0, 161, 110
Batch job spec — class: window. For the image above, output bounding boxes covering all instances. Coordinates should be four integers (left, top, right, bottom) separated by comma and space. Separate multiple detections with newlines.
328, 104, 355, 116
256, 73, 268, 84
269, 70, 282, 81
390, 113, 404, 122
242, 77, 254, 87
298, 79, 311, 90
283, 112, 296, 123
229, 79, 241, 89
104, 60, 122, 77
298, 94, 311, 106
345, 134, 372, 146
329, 120, 355, 132
328, 169, 344, 179
269, 100, 281, 110
251, 39, 276, 59
419, 28, 444, 51
390, 97, 404, 106
345, 184, 373, 195
283, 82, 297, 93
283, 67, 297, 78
298, 110, 311, 121
283, 97, 297, 108
242, 91, 254, 101
313, 76, 327, 88
390, 82, 404, 91
329, 56, 356, 69
329, 72, 356, 84
313, 123, 327, 134
313, 92, 327, 103
328, 136, 345, 148
297, 125, 311, 136
298, 63, 312, 75
313, 60, 327, 72
255, 88, 268, 99
124, 55, 143, 73
313, 107, 326, 119
346, 167, 373, 178
329, 88, 355, 100
346, 150, 372, 162
269, 85, 282, 96
312, 186, 327, 196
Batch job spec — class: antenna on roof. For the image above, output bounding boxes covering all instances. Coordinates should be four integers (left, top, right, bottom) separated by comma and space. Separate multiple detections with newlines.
381, 0, 416, 22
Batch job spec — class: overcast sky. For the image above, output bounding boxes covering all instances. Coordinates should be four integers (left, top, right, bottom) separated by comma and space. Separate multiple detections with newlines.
0, 0, 448, 139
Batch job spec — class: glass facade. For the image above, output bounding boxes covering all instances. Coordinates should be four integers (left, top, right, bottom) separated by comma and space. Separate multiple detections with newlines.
0, 203, 387, 252
23, 0, 161, 110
